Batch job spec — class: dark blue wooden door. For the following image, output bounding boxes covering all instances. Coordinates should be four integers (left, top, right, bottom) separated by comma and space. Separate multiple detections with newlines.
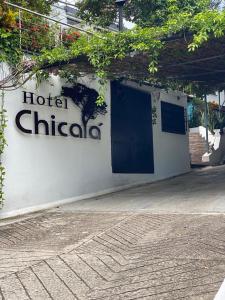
111, 82, 154, 174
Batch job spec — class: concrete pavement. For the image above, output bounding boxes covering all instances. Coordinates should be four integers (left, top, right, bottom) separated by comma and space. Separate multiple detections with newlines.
61, 165, 225, 213
1, 166, 225, 299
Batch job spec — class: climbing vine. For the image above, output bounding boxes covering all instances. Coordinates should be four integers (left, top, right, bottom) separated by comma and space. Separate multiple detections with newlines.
0, 0, 57, 207
0, 90, 7, 207
0, 1, 19, 207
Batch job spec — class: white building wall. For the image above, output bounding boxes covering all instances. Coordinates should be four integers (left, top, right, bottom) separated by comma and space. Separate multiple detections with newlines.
0, 76, 190, 218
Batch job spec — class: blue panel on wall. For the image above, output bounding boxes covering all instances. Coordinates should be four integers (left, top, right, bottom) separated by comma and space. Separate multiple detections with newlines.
161, 101, 186, 135
111, 82, 154, 174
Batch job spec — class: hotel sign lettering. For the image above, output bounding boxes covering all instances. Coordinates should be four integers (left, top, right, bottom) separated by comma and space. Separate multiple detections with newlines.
15, 91, 102, 140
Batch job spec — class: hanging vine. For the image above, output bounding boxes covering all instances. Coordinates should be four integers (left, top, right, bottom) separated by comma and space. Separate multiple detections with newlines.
34, 2, 225, 103
0, 90, 7, 207
0, 0, 57, 208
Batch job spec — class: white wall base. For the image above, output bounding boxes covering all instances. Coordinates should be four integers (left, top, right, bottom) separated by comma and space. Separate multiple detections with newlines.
0, 171, 189, 220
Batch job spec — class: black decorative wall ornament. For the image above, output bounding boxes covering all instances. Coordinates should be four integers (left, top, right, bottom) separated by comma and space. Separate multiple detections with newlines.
62, 83, 107, 138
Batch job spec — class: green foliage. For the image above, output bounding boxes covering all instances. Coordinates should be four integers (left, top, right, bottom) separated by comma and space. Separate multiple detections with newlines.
0, 28, 22, 65
188, 97, 205, 128
0, 91, 7, 207
0, 0, 58, 208
36, 1, 225, 103
0, 0, 60, 61
0, 1, 22, 65
11, 0, 58, 15
76, 0, 220, 27
188, 97, 225, 133
208, 101, 225, 132
21, 17, 58, 52
62, 29, 81, 48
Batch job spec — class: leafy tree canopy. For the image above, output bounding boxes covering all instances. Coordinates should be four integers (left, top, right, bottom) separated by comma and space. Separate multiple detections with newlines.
10, 0, 57, 14
0, 0, 59, 64
76, 0, 224, 27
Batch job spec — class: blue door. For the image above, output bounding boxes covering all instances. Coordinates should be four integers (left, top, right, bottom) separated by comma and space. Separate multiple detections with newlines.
111, 82, 154, 174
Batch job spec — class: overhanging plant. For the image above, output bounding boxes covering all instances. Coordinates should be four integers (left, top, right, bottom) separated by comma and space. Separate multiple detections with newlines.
35, 0, 225, 103
0, 2, 20, 207
0, 0, 58, 208
0, 90, 7, 208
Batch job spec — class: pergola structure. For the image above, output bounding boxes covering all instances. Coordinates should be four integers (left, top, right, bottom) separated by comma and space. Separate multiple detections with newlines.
43, 35, 225, 93
159, 36, 225, 88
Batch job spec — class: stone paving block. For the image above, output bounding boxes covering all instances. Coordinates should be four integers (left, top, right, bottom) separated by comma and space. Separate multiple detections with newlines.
1, 212, 225, 299
46, 256, 90, 299
17, 268, 52, 300
88, 261, 224, 299
0, 274, 30, 300
0, 249, 57, 279
31, 261, 76, 300
61, 253, 106, 289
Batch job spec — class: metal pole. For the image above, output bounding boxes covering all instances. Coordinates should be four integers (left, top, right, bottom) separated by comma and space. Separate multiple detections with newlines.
218, 90, 221, 119
18, 9, 22, 50
204, 94, 209, 152
59, 25, 62, 46
218, 90, 222, 133
118, 5, 123, 31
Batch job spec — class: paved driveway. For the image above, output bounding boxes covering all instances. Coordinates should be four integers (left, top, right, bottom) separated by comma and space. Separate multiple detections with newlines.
62, 165, 225, 214
1, 166, 225, 299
